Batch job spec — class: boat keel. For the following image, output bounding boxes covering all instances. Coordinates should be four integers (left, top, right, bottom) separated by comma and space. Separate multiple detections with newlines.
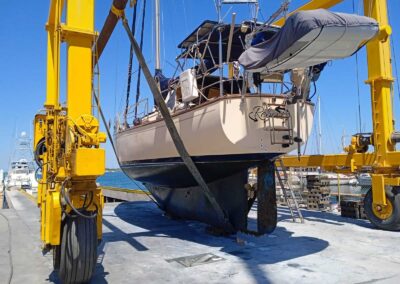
145, 160, 278, 235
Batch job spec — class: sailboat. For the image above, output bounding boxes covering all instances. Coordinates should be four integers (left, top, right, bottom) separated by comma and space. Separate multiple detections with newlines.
114, 0, 378, 231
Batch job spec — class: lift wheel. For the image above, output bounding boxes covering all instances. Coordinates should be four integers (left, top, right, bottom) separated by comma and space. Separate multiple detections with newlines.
59, 214, 98, 283
364, 187, 400, 231
53, 245, 61, 271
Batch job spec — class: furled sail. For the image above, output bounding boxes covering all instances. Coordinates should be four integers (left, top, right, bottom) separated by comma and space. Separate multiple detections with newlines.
238, 9, 379, 72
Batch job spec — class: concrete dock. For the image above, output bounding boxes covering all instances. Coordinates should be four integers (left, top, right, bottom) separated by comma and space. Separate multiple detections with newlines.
1, 189, 399, 284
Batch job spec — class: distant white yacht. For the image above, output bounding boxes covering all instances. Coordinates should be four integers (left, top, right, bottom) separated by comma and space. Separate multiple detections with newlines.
5, 132, 38, 194
358, 173, 372, 187
0, 169, 4, 192
320, 173, 359, 186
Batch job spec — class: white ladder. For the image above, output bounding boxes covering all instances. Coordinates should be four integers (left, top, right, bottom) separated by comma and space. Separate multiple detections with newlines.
275, 159, 304, 223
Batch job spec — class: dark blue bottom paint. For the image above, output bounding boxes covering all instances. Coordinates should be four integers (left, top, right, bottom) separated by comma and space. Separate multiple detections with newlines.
120, 154, 279, 231
120, 153, 281, 188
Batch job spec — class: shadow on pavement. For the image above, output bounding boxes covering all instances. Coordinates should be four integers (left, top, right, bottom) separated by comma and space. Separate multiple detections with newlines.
95, 201, 330, 283
277, 206, 374, 229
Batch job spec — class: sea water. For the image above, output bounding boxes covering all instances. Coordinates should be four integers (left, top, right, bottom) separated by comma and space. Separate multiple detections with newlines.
97, 171, 146, 190
98, 171, 370, 200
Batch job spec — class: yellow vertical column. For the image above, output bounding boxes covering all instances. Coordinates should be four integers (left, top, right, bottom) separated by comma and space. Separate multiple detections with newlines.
43, 0, 64, 244
364, 0, 395, 168
66, 0, 95, 120
364, 0, 394, 206
45, 0, 63, 109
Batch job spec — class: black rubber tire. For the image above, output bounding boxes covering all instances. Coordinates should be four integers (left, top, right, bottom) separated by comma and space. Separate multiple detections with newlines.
364, 187, 400, 231
59, 215, 97, 283
53, 245, 61, 271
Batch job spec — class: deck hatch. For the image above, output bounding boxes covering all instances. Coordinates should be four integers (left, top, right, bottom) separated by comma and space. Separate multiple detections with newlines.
166, 253, 225, 267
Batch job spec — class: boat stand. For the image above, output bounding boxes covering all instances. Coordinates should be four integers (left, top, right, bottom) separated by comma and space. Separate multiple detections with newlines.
256, 160, 277, 234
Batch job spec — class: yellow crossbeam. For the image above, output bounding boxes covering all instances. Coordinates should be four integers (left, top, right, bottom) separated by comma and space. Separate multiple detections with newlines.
273, 0, 344, 26
281, 152, 400, 170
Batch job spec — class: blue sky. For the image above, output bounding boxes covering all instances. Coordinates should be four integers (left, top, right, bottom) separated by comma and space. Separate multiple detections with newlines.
0, 0, 399, 169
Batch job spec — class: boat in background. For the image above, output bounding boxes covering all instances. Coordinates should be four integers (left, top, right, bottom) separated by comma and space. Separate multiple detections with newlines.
320, 173, 358, 186
0, 169, 4, 193
358, 173, 372, 187
5, 132, 38, 194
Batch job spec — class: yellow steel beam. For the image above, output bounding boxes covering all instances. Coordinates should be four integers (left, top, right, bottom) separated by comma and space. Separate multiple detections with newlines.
363, 0, 394, 208
40, 0, 104, 247
281, 152, 400, 170
44, 0, 64, 108
279, 0, 396, 211
47, 0, 64, 26
66, 0, 95, 120
281, 153, 374, 170
273, 0, 344, 26
364, 0, 395, 167
372, 175, 387, 206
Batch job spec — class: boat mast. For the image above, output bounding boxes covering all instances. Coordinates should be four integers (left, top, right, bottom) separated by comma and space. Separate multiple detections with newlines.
155, 0, 161, 72
217, 0, 224, 97
317, 94, 322, 155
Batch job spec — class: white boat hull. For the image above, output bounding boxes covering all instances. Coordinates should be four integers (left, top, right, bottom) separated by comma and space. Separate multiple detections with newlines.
115, 95, 314, 187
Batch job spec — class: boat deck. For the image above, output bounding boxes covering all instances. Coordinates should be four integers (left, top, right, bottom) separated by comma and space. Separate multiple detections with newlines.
1, 189, 399, 283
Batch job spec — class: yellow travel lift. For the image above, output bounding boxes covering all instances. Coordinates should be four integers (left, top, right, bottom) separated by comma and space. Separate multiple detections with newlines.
280, 0, 400, 232
32, 0, 399, 283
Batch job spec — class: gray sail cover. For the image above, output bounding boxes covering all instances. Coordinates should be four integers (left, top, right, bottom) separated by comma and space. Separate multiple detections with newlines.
238, 9, 379, 71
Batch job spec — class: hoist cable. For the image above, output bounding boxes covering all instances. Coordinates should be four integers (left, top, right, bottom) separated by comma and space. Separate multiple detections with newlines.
134, 0, 147, 118
392, 40, 400, 103
353, 0, 362, 133
92, 34, 161, 210
387, 5, 400, 103
93, 85, 162, 210
355, 53, 362, 133
124, 2, 139, 123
